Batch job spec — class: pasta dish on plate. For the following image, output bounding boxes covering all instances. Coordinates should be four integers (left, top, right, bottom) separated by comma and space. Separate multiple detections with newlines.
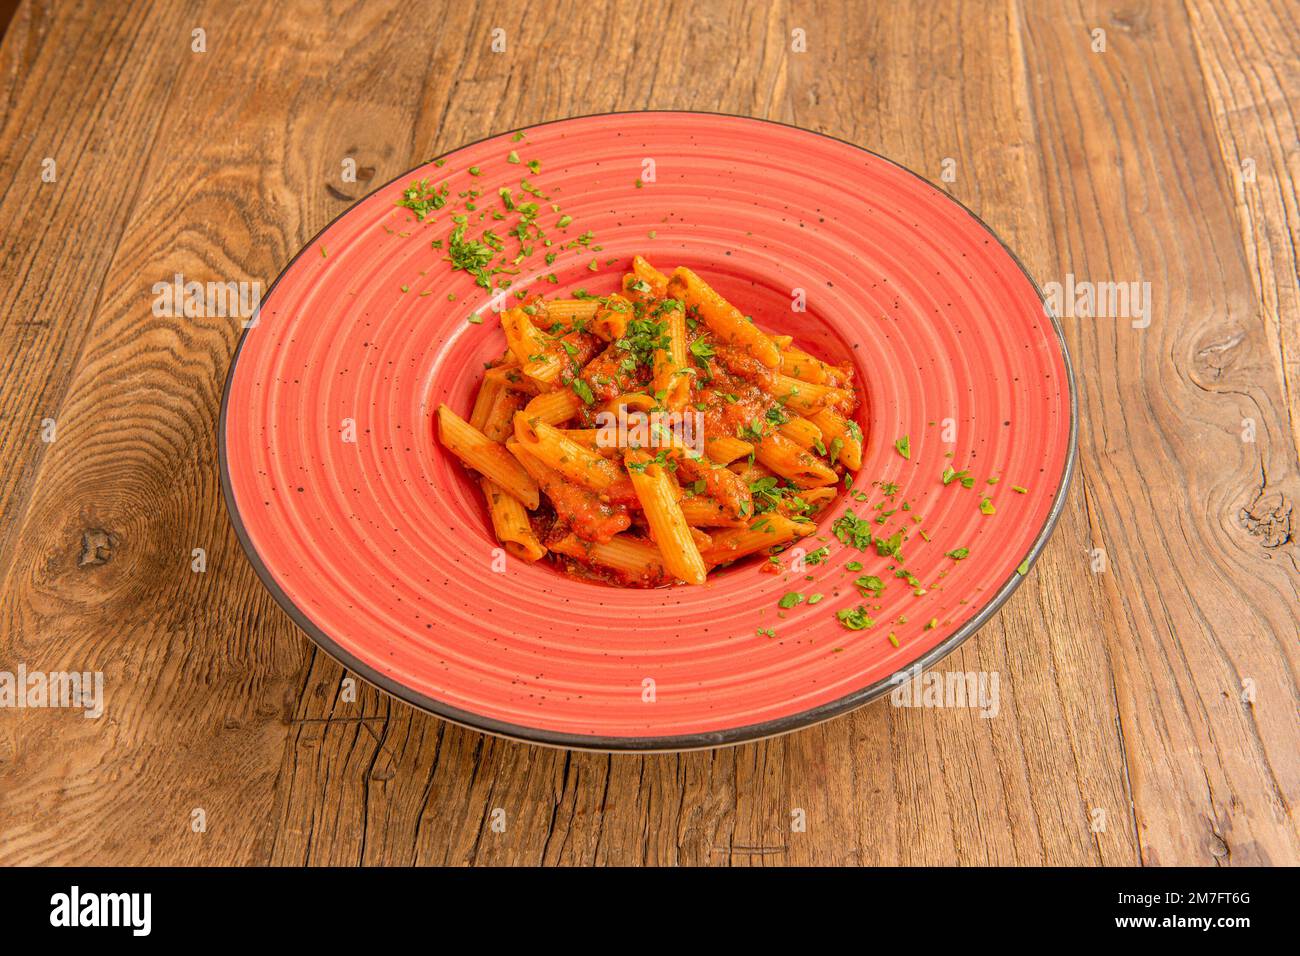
437, 256, 863, 587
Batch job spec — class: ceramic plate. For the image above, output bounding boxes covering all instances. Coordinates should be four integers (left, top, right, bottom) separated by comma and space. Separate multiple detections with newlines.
220, 112, 1075, 750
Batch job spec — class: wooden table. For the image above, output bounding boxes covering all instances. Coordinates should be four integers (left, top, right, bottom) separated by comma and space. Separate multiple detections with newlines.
1, 0, 1295, 866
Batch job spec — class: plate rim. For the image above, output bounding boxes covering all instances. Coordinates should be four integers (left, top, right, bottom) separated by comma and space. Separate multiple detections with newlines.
218, 109, 1078, 752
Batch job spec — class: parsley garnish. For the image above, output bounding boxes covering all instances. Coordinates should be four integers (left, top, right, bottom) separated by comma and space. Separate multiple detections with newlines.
836, 606, 875, 630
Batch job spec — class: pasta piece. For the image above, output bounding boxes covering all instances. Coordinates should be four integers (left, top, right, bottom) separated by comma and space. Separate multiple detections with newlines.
500, 306, 553, 366
679, 496, 747, 527
797, 486, 838, 510
631, 255, 669, 296
436, 405, 539, 508
540, 299, 599, 329
701, 515, 815, 566
779, 346, 831, 384
475, 382, 523, 443
603, 392, 656, 415
668, 266, 781, 368
624, 449, 706, 585
704, 435, 754, 465
689, 527, 713, 552
755, 432, 839, 488
549, 533, 668, 586
482, 478, 545, 561
501, 307, 575, 387
809, 407, 863, 470
523, 389, 583, 428
767, 374, 853, 415
675, 454, 752, 518
469, 375, 506, 432
728, 460, 774, 483
776, 416, 823, 451
651, 300, 692, 409
484, 363, 540, 395
514, 415, 623, 493
508, 442, 630, 541
591, 294, 633, 341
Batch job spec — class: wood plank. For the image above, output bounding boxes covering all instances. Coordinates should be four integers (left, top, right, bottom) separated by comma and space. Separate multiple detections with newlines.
1017, 0, 1299, 865
0, 0, 466, 864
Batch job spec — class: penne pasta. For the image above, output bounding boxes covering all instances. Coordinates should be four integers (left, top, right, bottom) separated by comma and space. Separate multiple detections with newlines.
514, 415, 623, 492
679, 496, 748, 527
755, 432, 840, 488
704, 435, 754, 465
436, 404, 539, 508
435, 259, 860, 589
624, 449, 706, 585
591, 293, 633, 341
777, 415, 823, 451
779, 346, 831, 384
631, 255, 669, 298
701, 515, 815, 566
540, 298, 599, 328
809, 407, 864, 469
668, 266, 781, 368
651, 300, 692, 410
523, 389, 583, 428
550, 532, 668, 585
767, 374, 853, 416
482, 478, 545, 561
469, 375, 507, 433
484, 363, 541, 395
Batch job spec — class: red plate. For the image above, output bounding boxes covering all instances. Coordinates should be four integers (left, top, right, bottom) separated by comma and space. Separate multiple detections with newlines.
221, 112, 1075, 750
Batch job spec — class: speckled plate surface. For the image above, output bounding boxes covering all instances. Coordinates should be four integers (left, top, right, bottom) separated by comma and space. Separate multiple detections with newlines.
220, 112, 1075, 751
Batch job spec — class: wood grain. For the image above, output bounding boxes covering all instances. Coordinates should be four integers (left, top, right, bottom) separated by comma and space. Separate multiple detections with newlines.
0, 0, 1294, 866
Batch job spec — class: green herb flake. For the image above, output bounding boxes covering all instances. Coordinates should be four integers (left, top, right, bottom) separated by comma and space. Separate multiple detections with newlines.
836, 606, 875, 631
894, 435, 911, 459
778, 592, 804, 609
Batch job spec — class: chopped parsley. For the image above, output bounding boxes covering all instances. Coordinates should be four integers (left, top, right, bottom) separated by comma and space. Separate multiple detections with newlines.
396, 179, 448, 221
831, 511, 874, 550
836, 606, 875, 630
